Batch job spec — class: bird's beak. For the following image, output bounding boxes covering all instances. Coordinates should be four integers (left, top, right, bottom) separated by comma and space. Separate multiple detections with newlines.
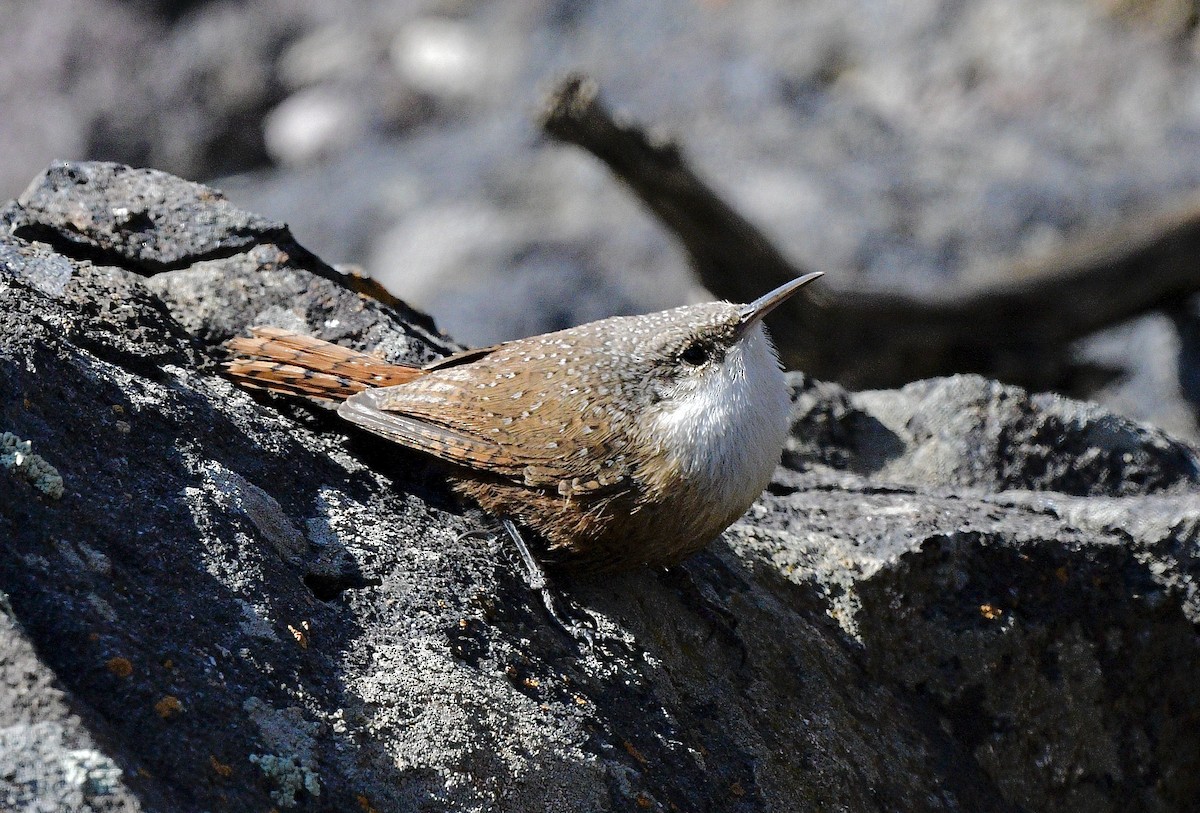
735, 272, 823, 337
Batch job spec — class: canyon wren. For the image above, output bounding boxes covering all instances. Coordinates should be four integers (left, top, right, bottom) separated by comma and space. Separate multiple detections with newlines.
225, 273, 822, 574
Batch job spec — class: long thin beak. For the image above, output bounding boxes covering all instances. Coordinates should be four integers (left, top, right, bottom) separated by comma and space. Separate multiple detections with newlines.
736, 272, 823, 336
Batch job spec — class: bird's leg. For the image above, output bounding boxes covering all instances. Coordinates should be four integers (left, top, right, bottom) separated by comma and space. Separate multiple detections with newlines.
500, 518, 595, 647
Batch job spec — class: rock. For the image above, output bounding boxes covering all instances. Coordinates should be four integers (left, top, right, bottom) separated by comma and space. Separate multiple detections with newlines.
6, 161, 286, 269
2, 162, 1198, 812
787, 373, 1200, 497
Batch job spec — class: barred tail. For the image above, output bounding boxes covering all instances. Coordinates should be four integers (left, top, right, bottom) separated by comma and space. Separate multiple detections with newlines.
224, 327, 422, 401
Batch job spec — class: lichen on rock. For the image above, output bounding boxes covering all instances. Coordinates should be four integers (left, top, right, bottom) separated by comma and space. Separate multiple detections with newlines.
1, 431, 64, 499
249, 752, 321, 808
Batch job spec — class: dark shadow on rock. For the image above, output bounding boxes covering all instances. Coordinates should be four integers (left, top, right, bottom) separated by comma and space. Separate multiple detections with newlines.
854, 530, 1200, 812
783, 373, 909, 476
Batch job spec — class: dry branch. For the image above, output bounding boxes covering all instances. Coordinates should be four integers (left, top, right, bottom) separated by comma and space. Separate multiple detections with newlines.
541, 75, 1200, 390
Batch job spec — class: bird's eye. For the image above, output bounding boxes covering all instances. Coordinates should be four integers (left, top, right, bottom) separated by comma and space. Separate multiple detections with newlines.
680, 341, 710, 366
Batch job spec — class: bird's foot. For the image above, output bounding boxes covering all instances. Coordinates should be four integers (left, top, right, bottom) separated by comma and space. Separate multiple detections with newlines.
500, 518, 596, 648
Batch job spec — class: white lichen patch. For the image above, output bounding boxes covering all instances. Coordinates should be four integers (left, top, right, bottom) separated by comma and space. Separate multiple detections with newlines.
248, 753, 321, 808
244, 697, 322, 808
348, 636, 609, 811
62, 748, 123, 799
1, 431, 64, 499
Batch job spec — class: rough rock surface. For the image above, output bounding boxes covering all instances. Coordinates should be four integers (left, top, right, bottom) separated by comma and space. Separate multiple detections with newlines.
2, 162, 1199, 812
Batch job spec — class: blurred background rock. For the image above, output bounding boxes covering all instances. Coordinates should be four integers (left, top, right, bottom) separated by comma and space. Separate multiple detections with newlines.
5, 0, 1200, 439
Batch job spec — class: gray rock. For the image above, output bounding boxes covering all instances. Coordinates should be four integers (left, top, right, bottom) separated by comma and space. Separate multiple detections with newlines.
0, 609, 142, 813
6, 162, 286, 270
787, 373, 1200, 496
2, 162, 1198, 812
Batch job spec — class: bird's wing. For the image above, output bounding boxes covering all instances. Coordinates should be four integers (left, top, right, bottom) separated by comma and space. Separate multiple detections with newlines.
337, 349, 634, 495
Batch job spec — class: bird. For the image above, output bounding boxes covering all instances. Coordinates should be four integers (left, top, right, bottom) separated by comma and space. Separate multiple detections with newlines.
225, 273, 821, 575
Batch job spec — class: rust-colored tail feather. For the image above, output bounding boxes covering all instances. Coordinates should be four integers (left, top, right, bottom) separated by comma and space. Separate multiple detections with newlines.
225, 327, 422, 401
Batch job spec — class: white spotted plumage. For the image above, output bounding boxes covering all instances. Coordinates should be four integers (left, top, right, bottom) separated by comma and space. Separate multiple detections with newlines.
231, 275, 821, 573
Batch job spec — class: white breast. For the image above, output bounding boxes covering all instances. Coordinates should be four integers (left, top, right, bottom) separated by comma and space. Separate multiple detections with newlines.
645, 323, 791, 516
